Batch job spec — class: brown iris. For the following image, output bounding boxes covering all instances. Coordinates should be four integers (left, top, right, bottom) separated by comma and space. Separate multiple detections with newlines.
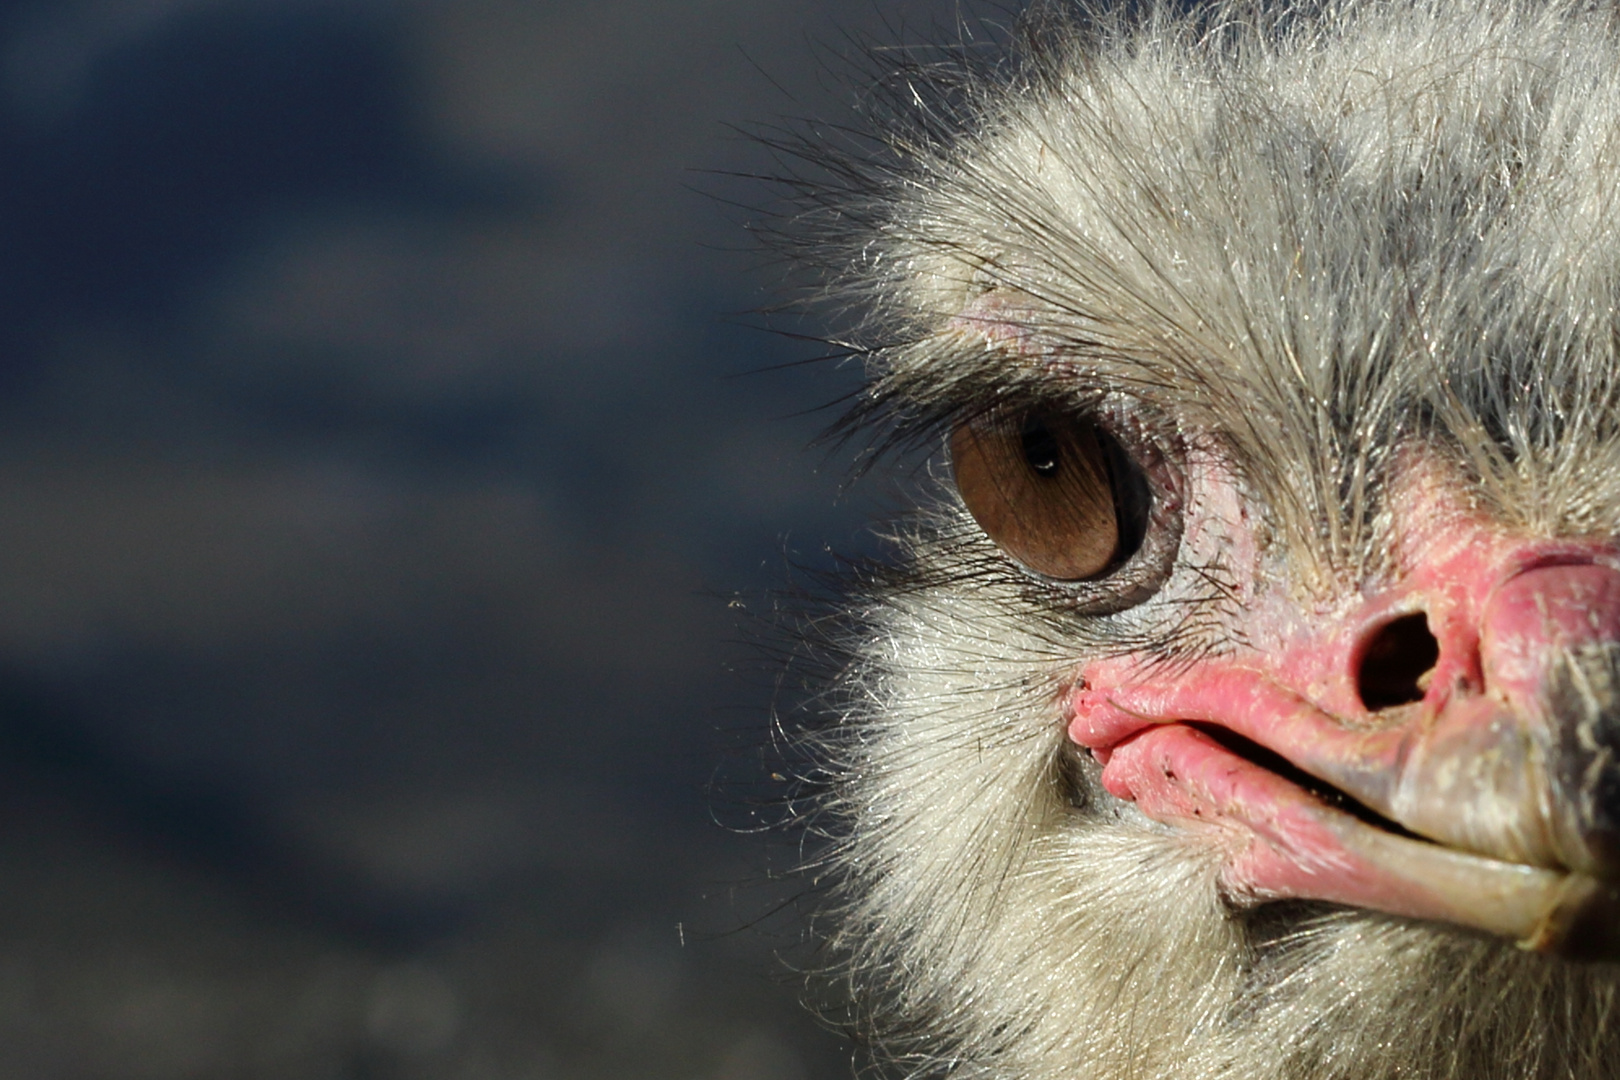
951, 410, 1128, 580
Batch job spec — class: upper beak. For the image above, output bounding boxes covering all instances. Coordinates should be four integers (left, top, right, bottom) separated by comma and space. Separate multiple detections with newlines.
1311, 562, 1620, 884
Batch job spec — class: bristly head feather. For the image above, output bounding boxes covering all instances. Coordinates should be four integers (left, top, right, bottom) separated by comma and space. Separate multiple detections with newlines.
783, 0, 1620, 586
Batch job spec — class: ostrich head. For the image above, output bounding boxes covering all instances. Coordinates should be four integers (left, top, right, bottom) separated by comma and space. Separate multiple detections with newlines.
783, 2, 1620, 1077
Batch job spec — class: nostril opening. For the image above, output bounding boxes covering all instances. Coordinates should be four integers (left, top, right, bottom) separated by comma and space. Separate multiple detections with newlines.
1356, 613, 1440, 711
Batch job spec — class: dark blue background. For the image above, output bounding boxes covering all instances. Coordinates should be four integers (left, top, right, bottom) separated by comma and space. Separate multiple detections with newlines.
0, 0, 954, 1075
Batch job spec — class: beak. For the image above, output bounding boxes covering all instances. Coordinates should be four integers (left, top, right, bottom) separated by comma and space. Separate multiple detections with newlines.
1313, 562, 1620, 882
1070, 546, 1620, 960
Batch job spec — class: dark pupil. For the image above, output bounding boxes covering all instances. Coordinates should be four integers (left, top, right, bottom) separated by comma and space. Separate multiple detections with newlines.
1021, 419, 1061, 478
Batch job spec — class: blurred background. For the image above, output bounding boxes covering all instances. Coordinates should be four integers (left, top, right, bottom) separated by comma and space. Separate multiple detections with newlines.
0, 0, 961, 1075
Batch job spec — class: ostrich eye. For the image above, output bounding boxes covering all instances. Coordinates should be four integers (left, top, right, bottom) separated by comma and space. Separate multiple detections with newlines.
951, 410, 1148, 581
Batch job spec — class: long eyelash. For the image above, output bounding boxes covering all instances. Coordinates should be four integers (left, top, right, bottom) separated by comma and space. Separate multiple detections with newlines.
827, 350, 1120, 479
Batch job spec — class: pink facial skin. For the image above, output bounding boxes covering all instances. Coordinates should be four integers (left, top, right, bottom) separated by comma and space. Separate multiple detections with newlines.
1066, 450, 1620, 949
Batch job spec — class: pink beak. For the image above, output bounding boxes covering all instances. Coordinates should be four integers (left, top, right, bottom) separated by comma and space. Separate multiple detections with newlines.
1069, 499, 1620, 958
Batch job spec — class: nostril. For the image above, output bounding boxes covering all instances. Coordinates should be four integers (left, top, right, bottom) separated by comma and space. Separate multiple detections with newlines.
1357, 613, 1440, 711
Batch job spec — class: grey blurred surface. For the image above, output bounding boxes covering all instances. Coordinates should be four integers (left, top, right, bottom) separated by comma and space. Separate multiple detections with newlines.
0, 0, 958, 1075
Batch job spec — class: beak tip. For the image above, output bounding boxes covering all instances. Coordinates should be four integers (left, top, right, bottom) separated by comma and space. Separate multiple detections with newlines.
1521, 875, 1620, 962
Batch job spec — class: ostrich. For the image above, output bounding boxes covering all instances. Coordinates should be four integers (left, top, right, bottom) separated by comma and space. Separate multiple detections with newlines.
778, 1, 1620, 1077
